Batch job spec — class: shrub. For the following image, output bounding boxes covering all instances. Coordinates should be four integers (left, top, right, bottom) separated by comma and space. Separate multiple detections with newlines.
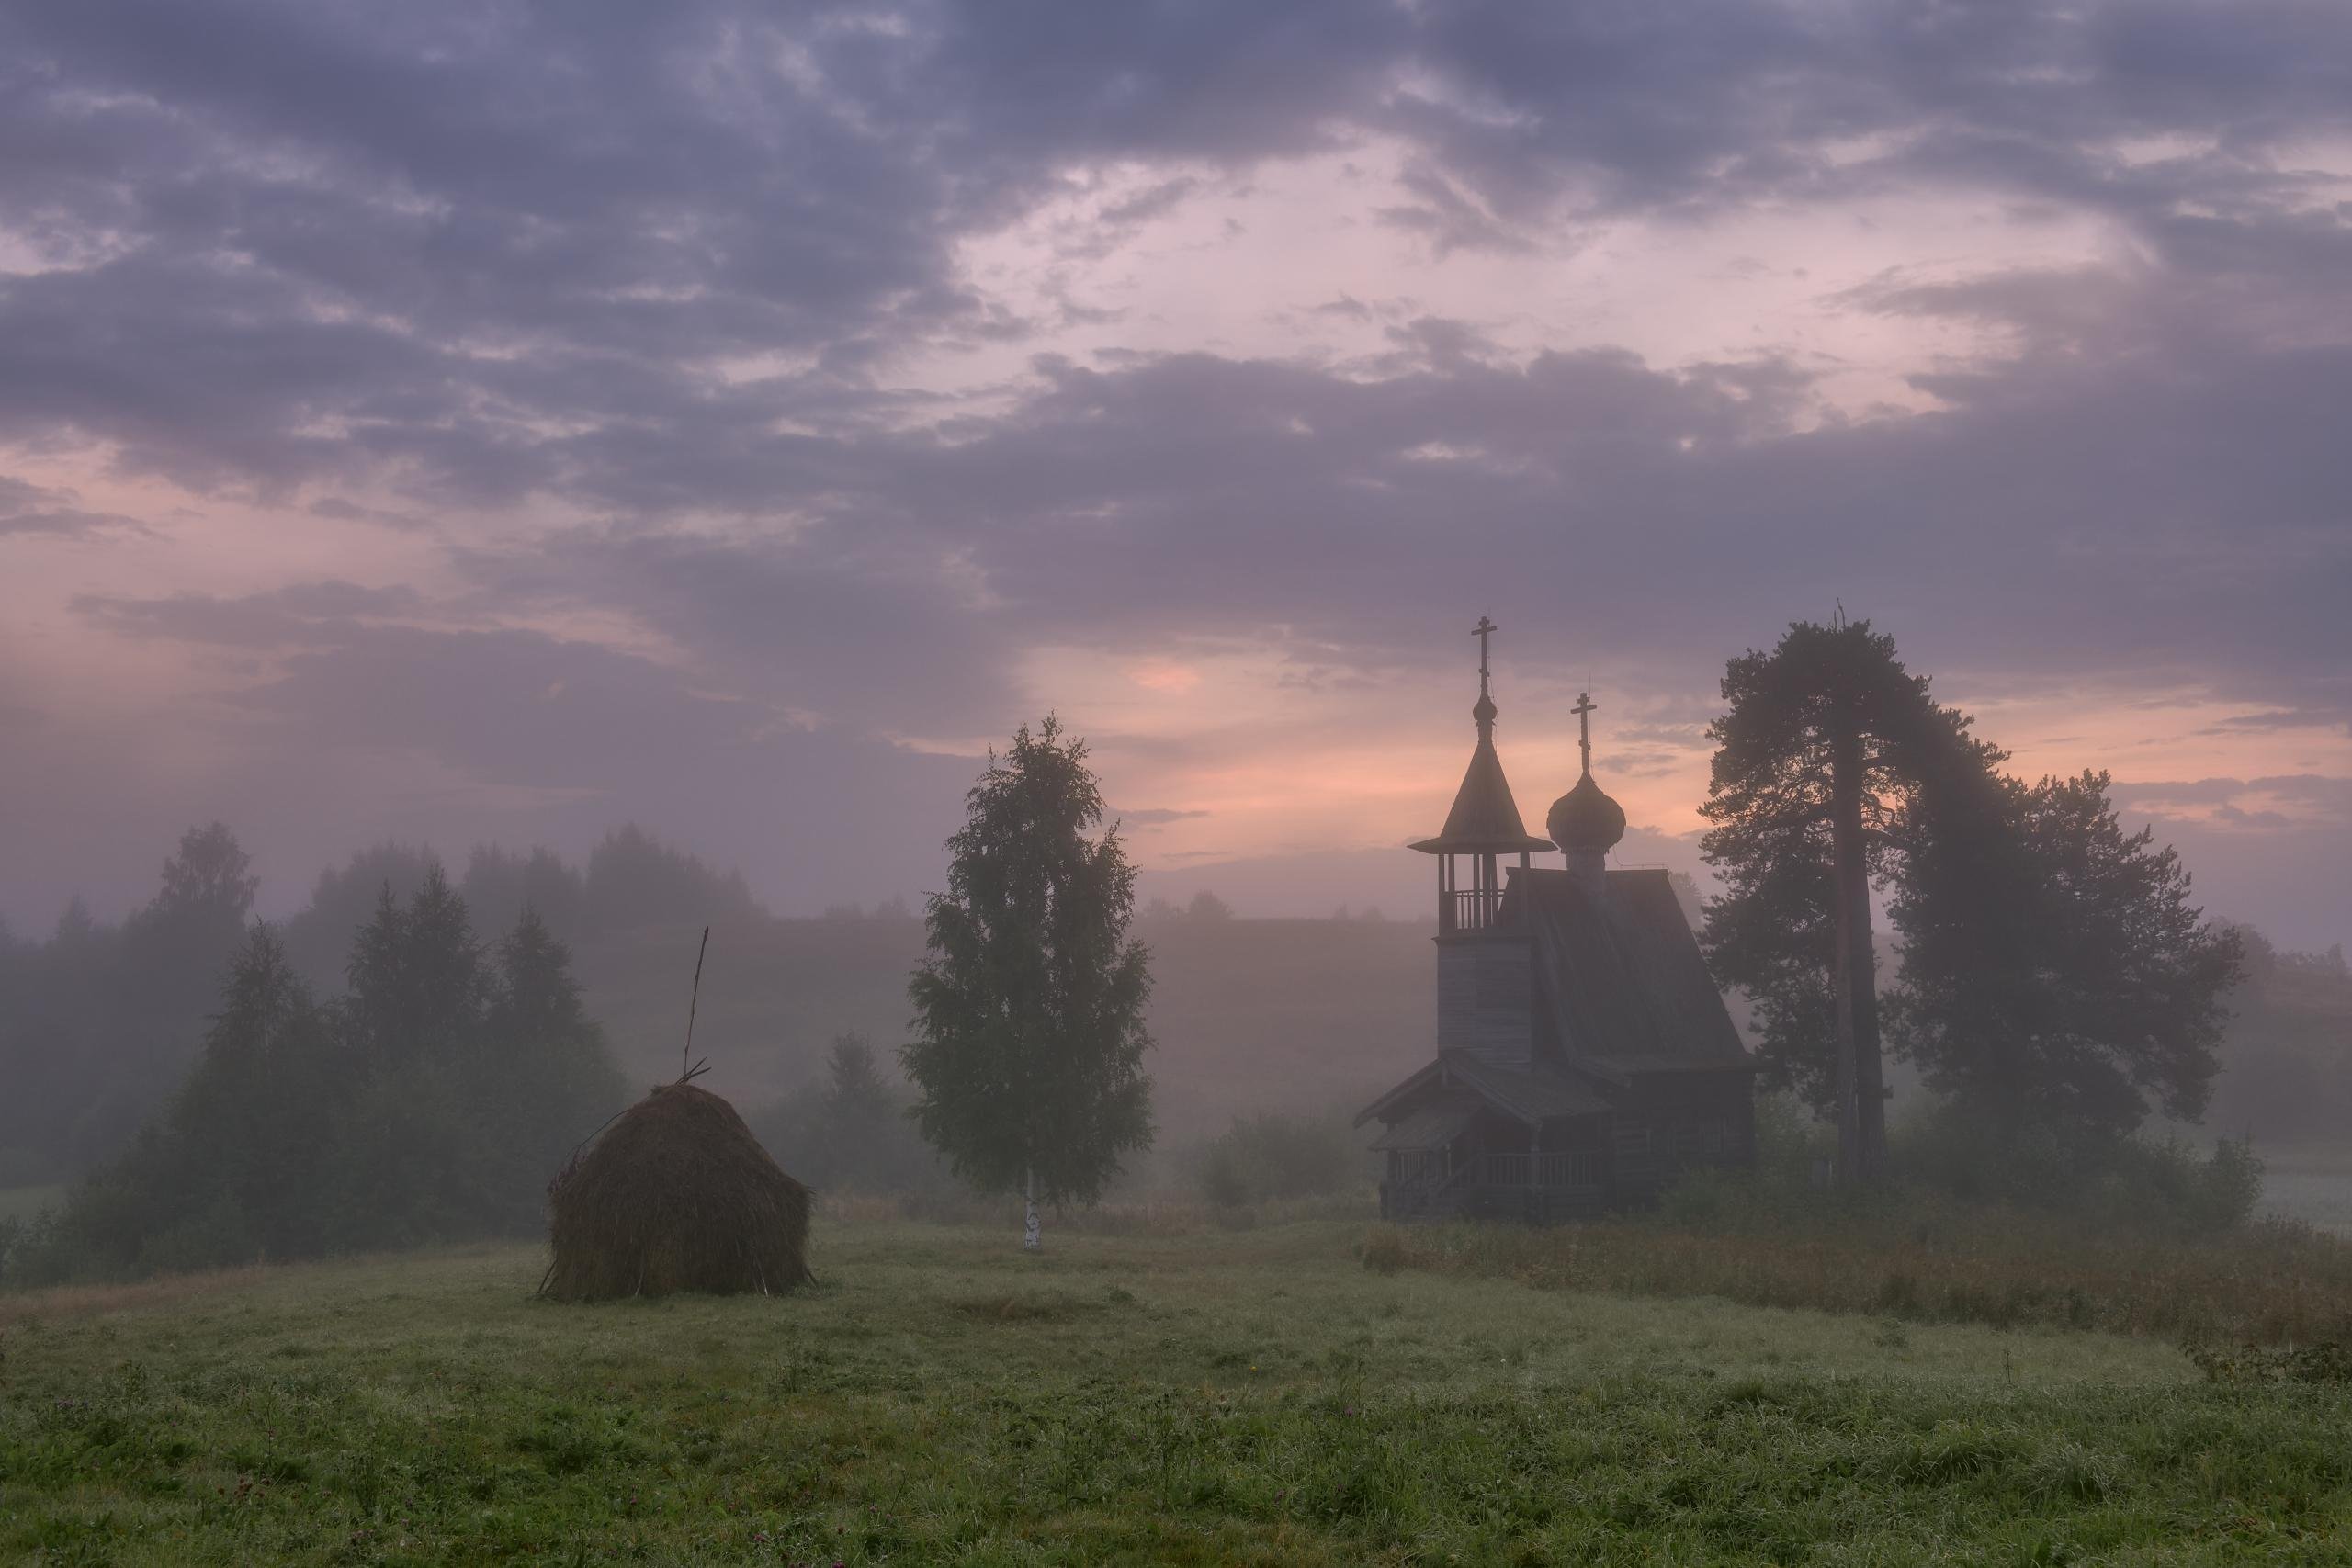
1185, 1111, 1363, 1208
745, 1035, 953, 1200
1880, 1100, 2267, 1237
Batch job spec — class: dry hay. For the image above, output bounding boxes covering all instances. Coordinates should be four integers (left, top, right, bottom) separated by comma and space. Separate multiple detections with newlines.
542, 1081, 812, 1301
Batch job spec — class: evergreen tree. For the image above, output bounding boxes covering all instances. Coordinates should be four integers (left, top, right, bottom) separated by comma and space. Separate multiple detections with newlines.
462, 846, 588, 943
1186, 889, 1233, 922
582, 825, 762, 933
478, 906, 628, 1227
47, 924, 343, 1275
825, 1032, 890, 1120
819, 1032, 899, 1191
904, 716, 1154, 1248
71, 825, 260, 1167
23, 872, 637, 1282
282, 840, 442, 991
338, 865, 490, 1242
345, 864, 485, 1068
1890, 770, 2246, 1134
1699, 619, 1996, 1184
0, 900, 119, 1176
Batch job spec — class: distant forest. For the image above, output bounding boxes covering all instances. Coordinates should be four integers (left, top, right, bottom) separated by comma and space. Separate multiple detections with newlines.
2, 820, 2345, 1197
0, 823, 1439, 1190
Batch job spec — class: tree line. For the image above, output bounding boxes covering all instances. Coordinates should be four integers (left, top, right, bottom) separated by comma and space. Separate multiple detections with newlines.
0, 824, 759, 1185
4, 870, 627, 1284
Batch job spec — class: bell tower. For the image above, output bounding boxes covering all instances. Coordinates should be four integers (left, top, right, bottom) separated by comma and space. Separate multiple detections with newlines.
1409, 617, 1555, 931
1409, 619, 1554, 1064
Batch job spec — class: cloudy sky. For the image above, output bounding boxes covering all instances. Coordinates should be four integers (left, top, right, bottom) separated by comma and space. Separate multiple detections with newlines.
4, 1, 2348, 947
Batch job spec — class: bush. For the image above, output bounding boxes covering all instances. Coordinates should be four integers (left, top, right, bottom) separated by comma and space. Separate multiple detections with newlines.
1889, 1100, 2266, 1237
1185, 1111, 1363, 1208
745, 1034, 953, 1199
1656, 1166, 1744, 1229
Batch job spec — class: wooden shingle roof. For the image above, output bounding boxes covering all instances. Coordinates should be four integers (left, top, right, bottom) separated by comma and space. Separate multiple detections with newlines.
1408, 725, 1555, 855
1515, 867, 1752, 1071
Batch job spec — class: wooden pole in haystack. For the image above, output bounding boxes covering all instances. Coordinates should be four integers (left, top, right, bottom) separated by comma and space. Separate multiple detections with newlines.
681, 924, 710, 1084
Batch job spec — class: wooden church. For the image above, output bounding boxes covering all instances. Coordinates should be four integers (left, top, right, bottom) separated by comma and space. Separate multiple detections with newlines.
1359, 620, 1758, 1222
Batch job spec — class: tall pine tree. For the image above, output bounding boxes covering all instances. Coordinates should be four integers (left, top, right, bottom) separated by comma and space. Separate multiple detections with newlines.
1700, 619, 1996, 1184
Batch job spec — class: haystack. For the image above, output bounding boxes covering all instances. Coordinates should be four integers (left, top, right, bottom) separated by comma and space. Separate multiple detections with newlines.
542, 1081, 812, 1301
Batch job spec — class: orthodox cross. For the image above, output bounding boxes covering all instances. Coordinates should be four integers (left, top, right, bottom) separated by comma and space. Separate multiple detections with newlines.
1472, 615, 1497, 698
1573, 691, 1597, 774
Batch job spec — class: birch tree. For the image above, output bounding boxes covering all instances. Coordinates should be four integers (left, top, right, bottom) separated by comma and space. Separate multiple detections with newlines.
903, 716, 1154, 1248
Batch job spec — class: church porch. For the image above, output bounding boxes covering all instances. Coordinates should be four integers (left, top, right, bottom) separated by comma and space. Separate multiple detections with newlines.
1375, 1104, 1611, 1223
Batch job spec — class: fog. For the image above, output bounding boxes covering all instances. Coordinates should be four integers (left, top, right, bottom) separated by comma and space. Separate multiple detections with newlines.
3, 0, 2348, 1281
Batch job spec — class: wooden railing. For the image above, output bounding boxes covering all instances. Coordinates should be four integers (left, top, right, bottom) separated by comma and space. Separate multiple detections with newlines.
1442, 888, 1499, 933
1384, 1157, 1472, 1221
1478, 1152, 1602, 1190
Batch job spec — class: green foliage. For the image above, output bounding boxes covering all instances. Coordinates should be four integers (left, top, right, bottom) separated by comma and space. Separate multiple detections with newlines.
749, 1032, 951, 1197
1699, 619, 1996, 1119
1188, 1111, 1364, 1209
582, 824, 763, 933
1887, 1102, 2267, 1237
1892, 769, 2247, 1132
0, 825, 259, 1178
3, 883, 628, 1287
4, 823, 770, 1188
1647, 1098, 2270, 1247
279, 839, 442, 989
460, 845, 588, 944
1702, 621, 2248, 1151
903, 716, 1155, 1210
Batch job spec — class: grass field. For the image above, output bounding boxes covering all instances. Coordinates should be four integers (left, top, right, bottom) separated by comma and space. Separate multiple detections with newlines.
4, 1219, 2349, 1565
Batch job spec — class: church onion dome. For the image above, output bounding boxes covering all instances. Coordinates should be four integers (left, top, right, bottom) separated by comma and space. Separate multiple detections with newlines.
1548, 769, 1626, 853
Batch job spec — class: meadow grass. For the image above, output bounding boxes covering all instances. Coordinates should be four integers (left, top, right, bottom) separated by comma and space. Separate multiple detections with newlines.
4, 1219, 2349, 1564
1363, 1210, 2352, 1345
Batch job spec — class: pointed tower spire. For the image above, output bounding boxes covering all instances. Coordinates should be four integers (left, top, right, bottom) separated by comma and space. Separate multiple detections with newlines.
1412, 618, 1553, 932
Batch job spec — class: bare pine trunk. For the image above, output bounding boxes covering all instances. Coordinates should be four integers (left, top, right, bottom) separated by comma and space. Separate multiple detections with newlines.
1832, 912, 1860, 1186
1023, 1166, 1041, 1252
1830, 727, 1886, 1184
1849, 863, 1887, 1180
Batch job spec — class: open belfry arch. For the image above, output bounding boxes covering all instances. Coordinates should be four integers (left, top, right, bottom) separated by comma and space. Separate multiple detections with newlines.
1361, 620, 1760, 1222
